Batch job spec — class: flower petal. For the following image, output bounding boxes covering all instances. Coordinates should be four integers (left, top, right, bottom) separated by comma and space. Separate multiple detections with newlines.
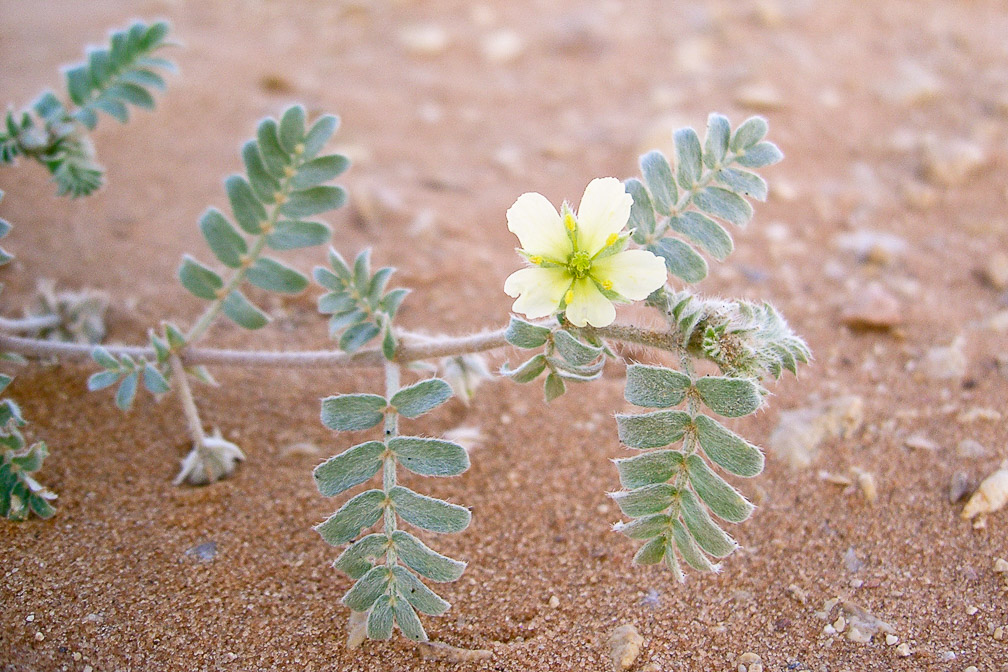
504, 267, 571, 319
506, 192, 571, 260
576, 178, 633, 256
565, 277, 616, 328
592, 249, 668, 301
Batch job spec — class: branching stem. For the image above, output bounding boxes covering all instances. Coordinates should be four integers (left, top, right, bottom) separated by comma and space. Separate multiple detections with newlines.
0, 315, 62, 333
0, 322, 679, 370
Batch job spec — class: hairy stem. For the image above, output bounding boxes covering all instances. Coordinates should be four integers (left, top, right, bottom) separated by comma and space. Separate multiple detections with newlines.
0, 322, 680, 369
0, 314, 62, 333
169, 353, 207, 446
382, 360, 400, 565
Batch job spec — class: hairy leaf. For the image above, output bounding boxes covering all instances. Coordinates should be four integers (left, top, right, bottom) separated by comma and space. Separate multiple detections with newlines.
389, 486, 470, 534
389, 378, 453, 419
729, 116, 768, 152
633, 535, 667, 565
650, 238, 708, 284
320, 394, 386, 432
736, 141, 783, 169
505, 316, 551, 349
670, 519, 715, 572
611, 483, 677, 517
624, 178, 656, 244
199, 208, 247, 268
221, 290, 270, 330
703, 113, 731, 168
693, 187, 753, 228
178, 255, 223, 300
367, 594, 394, 640
246, 258, 308, 294
553, 329, 603, 366
333, 533, 387, 580
616, 410, 691, 449
615, 513, 669, 540
388, 437, 469, 477
225, 176, 266, 234
694, 414, 764, 477
279, 185, 347, 219
685, 455, 753, 523
674, 127, 703, 190
501, 354, 546, 383
640, 150, 677, 216
624, 364, 691, 408
679, 488, 737, 558
291, 154, 349, 189
694, 376, 762, 418
392, 591, 427, 641
313, 440, 385, 496
391, 530, 466, 583
668, 212, 733, 261
314, 489, 385, 545
391, 566, 450, 615
342, 565, 391, 611
614, 449, 684, 489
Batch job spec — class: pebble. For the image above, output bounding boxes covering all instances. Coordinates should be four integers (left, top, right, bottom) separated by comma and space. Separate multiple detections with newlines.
949, 471, 974, 504
834, 230, 908, 266
900, 179, 939, 210
979, 252, 1008, 290
548, 595, 560, 608
964, 667, 979, 672
737, 652, 763, 672
895, 642, 911, 657
957, 439, 990, 459
185, 541, 218, 563
843, 547, 864, 573
966, 605, 979, 615
854, 469, 878, 504
905, 433, 939, 451
940, 651, 956, 662
957, 407, 1002, 423
994, 626, 1004, 641
918, 336, 968, 380
607, 624, 644, 672
769, 396, 864, 469
34, 631, 44, 642
995, 558, 1008, 574
923, 138, 988, 187
885, 633, 899, 646
961, 465, 1008, 519
884, 61, 942, 106
481, 29, 525, 64
787, 583, 808, 604
734, 82, 786, 111
398, 24, 450, 57
840, 284, 903, 331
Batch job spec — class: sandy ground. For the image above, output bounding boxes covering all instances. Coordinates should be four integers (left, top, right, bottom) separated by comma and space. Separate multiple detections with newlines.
2, 1, 1008, 670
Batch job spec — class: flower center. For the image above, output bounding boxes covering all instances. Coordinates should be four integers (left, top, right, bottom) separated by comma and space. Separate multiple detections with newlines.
568, 250, 593, 278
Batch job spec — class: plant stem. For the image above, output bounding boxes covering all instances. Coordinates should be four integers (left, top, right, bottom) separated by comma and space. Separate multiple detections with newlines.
0, 315, 62, 333
169, 353, 207, 447
382, 360, 400, 565
0, 322, 680, 370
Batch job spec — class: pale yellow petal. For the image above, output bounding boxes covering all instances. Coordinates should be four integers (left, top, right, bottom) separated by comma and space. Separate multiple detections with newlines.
506, 192, 571, 260
592, 249, 668, 300
504, 266, 571, 319
575, 177, 633, 255
564, 277, 616, 328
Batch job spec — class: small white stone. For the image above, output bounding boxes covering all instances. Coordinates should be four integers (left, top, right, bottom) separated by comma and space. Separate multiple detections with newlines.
994, 558, 1008, 573
832, 615, 847, 633
895, 642, 911, 657
34, 631, 44, 642
940, 651, 956, 662
966, 605, 979, 616
25, 614, 34, 622
885, 633, 899, 646
481, 29, 525, 64
964, 666, 979, 672
994, 626, 1005, 641
398, 24, 450, 56
548, 595, 560, 608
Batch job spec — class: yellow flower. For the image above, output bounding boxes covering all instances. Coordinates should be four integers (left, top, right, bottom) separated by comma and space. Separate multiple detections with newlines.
503, 178, 668, 328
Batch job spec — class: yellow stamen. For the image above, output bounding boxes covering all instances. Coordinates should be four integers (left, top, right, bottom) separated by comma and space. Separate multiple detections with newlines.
564, 288, 574, 305
605, 233, 620, 247
528, 255, 543, 265
563, 211, 577, 232
601, 279, 613, 290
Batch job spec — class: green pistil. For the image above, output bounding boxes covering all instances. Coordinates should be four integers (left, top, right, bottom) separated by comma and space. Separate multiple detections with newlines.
568, 250, 593, 278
